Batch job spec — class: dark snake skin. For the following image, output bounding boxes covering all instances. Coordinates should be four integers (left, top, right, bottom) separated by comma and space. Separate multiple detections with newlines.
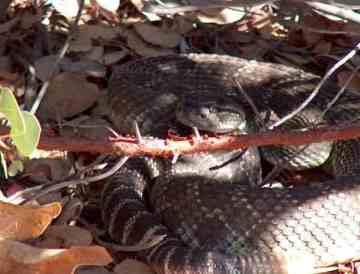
103, 54, 360, 274
103, 167, 360, 274
108, 53, 360, 174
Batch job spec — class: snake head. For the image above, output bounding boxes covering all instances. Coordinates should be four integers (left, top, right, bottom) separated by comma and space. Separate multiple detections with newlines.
176, 93, 248, 134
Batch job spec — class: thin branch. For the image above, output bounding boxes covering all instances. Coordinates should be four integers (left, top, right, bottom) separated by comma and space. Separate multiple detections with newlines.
305, 1, 360, 24
144, 0, 275, 14
269, 42, 360, 130
234, 79, 267, 129
17, 122, 360, 157
7, 156, 129, 205
30, 0, 86, 114
321, 65, 360, 118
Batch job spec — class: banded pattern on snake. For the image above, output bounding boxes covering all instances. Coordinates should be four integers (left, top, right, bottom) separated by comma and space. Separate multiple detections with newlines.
102, 54, 360, 274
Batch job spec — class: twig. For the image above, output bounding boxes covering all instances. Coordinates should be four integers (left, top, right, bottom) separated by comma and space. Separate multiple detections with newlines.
27, 122, 360, 157
7, 156, 129, 205
321, 65, 360, 118
234, 78, 267, 129
3, 120, 360, 159
305, 1, 360, 24
269, 42, 360, 130
144, 0, 275, 14
30, 0, 85, 114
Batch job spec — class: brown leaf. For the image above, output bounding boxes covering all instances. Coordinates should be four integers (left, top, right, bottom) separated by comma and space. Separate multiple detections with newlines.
37, 72, 102, 120
190, 7, 246, 25
171, 16, 194, 35
0, 202, 61, 241
61, 116, 112, 141
134, 23, 182, 48
85, 46, 105, 62
301, 14, 325, 46
37, 225, 93, 248
102, 51, 128, 65
70, 25, 125, 52
0, 240, 112, 274
0, 17, 20, 34
23, 158, 73, 181
34, 55, 71, 82
312, 41, 332, 55
126, 30, 175, 57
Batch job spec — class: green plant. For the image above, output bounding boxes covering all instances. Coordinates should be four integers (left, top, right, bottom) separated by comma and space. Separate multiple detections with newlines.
0, 87, 41, 178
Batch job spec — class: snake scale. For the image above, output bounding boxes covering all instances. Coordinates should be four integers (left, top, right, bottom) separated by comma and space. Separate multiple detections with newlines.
103, 54, 360, 274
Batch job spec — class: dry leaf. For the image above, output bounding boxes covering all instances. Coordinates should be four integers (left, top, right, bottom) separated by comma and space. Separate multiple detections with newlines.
129, 0, 144, 11
61, 117, 112, 140
301, 12, 344, 47
0, 202, 61, 241
0, 17, 19, 34
114, 259, 154, 274
37, 225, 93, 248
312, 41, 332, 55
0, 240, 112, 274
194, 7, 246, 24
52, 0, 80, 18
37, 72, 101, 120
126, 30, 175, 57
34, 55, 71, 82
102, 51, 128, 65
301, 14, 324, 46
171, 16, 194, 35
0, 56, 13, 72
24, 158, 73, 181
134, 23, 183, 48
20, 10, 41, 29
60, 60, 106, 78
70, 25, 125, 52
85, 47, 105, 61
96, 0, 120, 12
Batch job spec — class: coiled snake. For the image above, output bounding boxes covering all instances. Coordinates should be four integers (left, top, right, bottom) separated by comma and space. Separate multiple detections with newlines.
102, 54, 360, 274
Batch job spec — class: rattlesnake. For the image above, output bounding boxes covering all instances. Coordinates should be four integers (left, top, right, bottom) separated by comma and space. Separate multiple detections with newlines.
102, 54, 360, 274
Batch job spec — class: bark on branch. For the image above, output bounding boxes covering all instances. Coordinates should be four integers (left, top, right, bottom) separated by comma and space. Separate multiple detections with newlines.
28, 122, 360, 157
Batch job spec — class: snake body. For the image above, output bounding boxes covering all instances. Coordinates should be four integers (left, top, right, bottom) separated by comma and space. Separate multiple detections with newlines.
104, 54, 360, 274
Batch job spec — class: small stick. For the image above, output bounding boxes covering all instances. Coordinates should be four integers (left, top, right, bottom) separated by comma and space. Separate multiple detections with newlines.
7, 156, 129, 205
133, 121, 144, 144
269, 42, 360, 130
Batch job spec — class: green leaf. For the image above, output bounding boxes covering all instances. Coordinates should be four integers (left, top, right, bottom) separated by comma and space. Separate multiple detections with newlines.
0, 87, 25, 135
11, 111, 41, 156
0, 88, 41, 156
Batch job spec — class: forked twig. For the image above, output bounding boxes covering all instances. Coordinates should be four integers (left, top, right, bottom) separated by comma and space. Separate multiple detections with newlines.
269, 42, 360, 130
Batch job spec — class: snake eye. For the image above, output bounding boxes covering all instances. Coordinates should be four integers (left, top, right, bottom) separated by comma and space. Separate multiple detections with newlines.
199, 107, 210, 118
200, 113, 207, 119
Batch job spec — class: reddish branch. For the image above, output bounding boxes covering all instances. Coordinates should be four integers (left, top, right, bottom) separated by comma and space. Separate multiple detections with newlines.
31, 123, 360, 157
1, 123, 360, 157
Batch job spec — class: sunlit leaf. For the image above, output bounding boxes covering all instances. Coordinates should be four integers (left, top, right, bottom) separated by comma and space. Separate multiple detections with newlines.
0, 201, 62, 241
12, 111, 41, 156
0, 240, 113, 274
0, 88, 41, 156
49, 0, 80, 18
0, 88, 25, 137
96, 0, 120, 12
